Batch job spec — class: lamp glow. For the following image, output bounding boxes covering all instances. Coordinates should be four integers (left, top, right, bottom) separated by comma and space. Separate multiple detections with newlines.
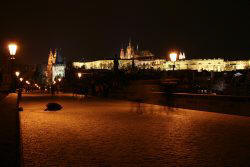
8, 44, 17, 56
169, 52, 177, 62
15, 71, 20, 77
77, 72, 82, 78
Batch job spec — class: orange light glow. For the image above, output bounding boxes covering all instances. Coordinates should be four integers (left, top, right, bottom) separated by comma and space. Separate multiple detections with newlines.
15, 71, 20, 77
8, 43, 17, 56
169, 52, 177, 62
77, 72, 82, 78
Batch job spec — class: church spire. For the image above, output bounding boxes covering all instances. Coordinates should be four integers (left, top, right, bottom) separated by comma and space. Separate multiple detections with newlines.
128, 38, 132, 47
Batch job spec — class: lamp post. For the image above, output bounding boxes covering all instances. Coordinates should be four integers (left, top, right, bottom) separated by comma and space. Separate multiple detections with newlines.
57, 78, 62, 93
14, 71, 20, 90
15, 71, 20, 78
77, 72, 82, 79
169, 52, 177, 71
14, 71, 23, 111
8, 44, 17, 60
8, 43, 18, 92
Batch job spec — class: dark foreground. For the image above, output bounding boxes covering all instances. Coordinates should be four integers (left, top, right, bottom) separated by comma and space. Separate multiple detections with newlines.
20, 94, 250, 166
0, 94, 21, 166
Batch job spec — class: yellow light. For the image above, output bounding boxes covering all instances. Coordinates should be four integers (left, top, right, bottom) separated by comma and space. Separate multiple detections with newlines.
26, 80, 30, 85
58, 78, 62, 82
179, 52, 186, 60
169, 52, 177, 62
15, 71, 20, 77
77, 72, 82, 78
19, 78, 23, 82
8, 43, 17, 56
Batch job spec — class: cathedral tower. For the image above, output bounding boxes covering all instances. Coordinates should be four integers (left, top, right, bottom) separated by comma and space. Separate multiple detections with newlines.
46, 49, 54, 84
126, 41, 134, 59
120, 48, 125, 59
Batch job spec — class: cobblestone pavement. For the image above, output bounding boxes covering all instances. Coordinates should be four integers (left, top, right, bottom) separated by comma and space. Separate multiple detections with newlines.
20, 94, 250, 166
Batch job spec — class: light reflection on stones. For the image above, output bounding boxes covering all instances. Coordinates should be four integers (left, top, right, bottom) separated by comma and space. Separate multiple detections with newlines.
20, 94, 250, 166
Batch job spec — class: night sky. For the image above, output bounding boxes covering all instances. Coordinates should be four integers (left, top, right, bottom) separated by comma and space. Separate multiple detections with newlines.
0, 0, 250, 64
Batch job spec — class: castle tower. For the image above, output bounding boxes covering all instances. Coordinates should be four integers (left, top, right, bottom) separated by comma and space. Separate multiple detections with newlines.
126, 41, 134, 59
48, 49, 54, 66
120, 48, 125, 59
47, 49, 54, 84
53, 49, 57, 64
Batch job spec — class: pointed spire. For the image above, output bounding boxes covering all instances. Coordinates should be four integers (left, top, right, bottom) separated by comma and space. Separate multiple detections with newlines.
129, 38, 132, 47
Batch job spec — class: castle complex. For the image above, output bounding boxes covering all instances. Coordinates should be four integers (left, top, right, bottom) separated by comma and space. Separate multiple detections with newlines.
46, 49, 65, 84
120, 41, 154, 59
73, 42, 250, 72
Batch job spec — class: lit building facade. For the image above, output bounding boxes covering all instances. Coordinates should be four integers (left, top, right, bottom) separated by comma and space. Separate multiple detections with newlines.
46, 48, 65, 84
73, 42, 250, 72
73, 58, 250, 72
120, 41, 154, 59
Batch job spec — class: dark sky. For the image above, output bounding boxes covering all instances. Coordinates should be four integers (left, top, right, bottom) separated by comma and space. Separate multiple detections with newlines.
0, 0, 250, 64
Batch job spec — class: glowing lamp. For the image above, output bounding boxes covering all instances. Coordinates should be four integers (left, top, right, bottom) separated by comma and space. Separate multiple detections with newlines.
169, 52, 177, 62
15, 71, 20, 77
77, 72, 82, 78
8, 44, 17, 57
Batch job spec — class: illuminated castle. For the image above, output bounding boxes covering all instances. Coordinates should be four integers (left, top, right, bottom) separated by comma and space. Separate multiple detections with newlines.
72, 40, 250, 72
73, 55, 250, 72
46, 48, 65, 84
120, 41, 154, 59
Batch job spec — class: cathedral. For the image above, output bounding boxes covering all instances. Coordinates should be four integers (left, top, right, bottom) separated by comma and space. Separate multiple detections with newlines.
120, 41, 154, 59
46, 48, 66, 84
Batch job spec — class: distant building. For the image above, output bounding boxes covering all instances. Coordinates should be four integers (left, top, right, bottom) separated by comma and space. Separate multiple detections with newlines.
73, 57, 250, 72
46, 48, 65, 84
72, 40, 250, 72
120, 41, 154, 60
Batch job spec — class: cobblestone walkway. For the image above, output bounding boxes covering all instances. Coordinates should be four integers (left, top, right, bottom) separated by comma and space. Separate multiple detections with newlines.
21, 94, 250, 166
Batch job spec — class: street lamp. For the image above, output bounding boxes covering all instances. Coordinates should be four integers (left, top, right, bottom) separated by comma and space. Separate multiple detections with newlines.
8, 43, 17, 60
15, 71, 20, 77
19, 78, 23, 82
8, 43, 18, 92
169, 52, 177, 71
58, 78, 62, 82
77, 72, 82, 79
